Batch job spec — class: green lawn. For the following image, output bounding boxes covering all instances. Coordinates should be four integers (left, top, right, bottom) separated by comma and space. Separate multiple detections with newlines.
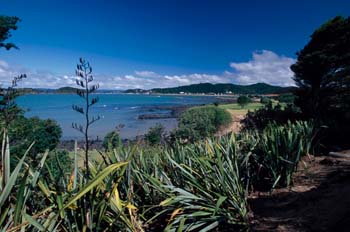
218, 103, 262, 117
219, 101, 287, 118
219, 102, 263, 111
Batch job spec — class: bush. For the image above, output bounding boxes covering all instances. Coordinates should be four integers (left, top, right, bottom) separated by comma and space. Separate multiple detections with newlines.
173, 105, 232, 142
237, 95, 252, 108
260, 96, 272, 105
103, 130, 121, 151
277, 93, 295, 104
241, 102, 304, 131
8, 116, 62, 158
145, 123, 164, 145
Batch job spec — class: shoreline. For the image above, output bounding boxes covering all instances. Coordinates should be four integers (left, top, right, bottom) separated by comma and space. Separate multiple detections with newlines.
20, 91, 239, 98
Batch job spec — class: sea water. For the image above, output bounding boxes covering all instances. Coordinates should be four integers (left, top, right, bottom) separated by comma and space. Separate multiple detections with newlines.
17, 94, 216, 139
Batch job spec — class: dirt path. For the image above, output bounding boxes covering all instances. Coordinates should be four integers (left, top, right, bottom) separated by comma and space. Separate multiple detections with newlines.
249, 154, 350, 231
216, 110, 245, 136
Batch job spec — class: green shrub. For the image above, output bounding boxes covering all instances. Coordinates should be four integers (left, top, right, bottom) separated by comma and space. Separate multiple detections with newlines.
242, 102, 304, 131
173, 105, 231, 142
8, 116, 62, 158
277, 93, 295, 104
103, 131, 121, 151
237, 95, 252, 108
144, 123, 164, 145
260, 96, 272, 105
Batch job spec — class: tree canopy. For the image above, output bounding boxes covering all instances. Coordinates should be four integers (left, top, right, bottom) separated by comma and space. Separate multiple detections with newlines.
291, 16, 350, 149
0, 15, 20, 50
237, 95, 251, 108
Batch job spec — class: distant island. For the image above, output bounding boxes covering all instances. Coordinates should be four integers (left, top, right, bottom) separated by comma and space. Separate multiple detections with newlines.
125, 82, 295, 95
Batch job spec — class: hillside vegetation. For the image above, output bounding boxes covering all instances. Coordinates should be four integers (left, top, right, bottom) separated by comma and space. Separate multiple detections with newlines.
150, 82, 294, 94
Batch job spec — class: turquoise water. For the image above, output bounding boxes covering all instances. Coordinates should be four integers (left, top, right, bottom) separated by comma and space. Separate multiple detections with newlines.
17, 94, 216, 139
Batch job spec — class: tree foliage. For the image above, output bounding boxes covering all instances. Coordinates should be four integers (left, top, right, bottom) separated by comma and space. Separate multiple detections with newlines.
0, 74, 26, 128
260, 96, 272, 105
8, 116, 62, 158
277, 93, 295, 104
237, 95, 251, 108
291, 16, 350, 149
0, 15, 20, 50
150, 82, 291, 94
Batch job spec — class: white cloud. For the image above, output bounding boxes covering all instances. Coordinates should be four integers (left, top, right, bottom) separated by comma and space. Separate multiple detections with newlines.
135, 70, 161, 78
228, 50, 296, 86
0, 50, 296, 89
0, 60, 76, 88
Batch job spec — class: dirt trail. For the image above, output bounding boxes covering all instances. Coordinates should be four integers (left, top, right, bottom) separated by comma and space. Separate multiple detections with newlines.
216, 111, 245, 136
249, 154, 350, 231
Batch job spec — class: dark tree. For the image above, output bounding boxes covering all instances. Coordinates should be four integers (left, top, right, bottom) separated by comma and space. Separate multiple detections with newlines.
237, 95, 251, 108
291, 16, 350, 149
0, 15, 20, 50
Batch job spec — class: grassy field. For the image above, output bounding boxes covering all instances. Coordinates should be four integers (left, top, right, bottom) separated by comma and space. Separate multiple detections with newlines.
219, 103, 263, 117
219, 101, 286, 117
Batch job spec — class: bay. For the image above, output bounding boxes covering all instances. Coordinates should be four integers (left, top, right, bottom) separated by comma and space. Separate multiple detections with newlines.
17, 94, 216, 139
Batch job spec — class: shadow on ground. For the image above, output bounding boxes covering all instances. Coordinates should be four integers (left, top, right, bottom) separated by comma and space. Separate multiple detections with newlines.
249, 156, 350, 231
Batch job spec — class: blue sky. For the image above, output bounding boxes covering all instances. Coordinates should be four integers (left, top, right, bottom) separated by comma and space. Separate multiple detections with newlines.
1, 0, 350, 89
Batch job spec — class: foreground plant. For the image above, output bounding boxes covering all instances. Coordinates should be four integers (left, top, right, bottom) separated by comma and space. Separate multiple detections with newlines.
72, 58, 101, 230
243, 120, 314, 189
109, 135, 250, 231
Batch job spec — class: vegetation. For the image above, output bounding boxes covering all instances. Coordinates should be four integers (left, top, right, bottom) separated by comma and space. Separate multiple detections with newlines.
291, 16, 350, 150
43, 149, 72, 183
0, 13, 347, 231
144, 123, 165, 145
55, 86, 80, 93
0, 74, 27, 129
277, 93, 295, 104
103, 130, 122, 151
8, 116, 62, 157
173, 105, 232, 142
0, 15, 20, 50
72, 57, 100, 179
260, 96, 272, 105
241, 102, 303, 131
237, 95, 252, 108
149, 82, 293, 94
243, 121, 313, 189
0, 117, 314, 231
219, 102, 262, 111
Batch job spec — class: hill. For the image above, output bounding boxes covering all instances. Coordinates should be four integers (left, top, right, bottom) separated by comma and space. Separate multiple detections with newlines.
55, 87, 79, 93
149, 83, 294, 95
